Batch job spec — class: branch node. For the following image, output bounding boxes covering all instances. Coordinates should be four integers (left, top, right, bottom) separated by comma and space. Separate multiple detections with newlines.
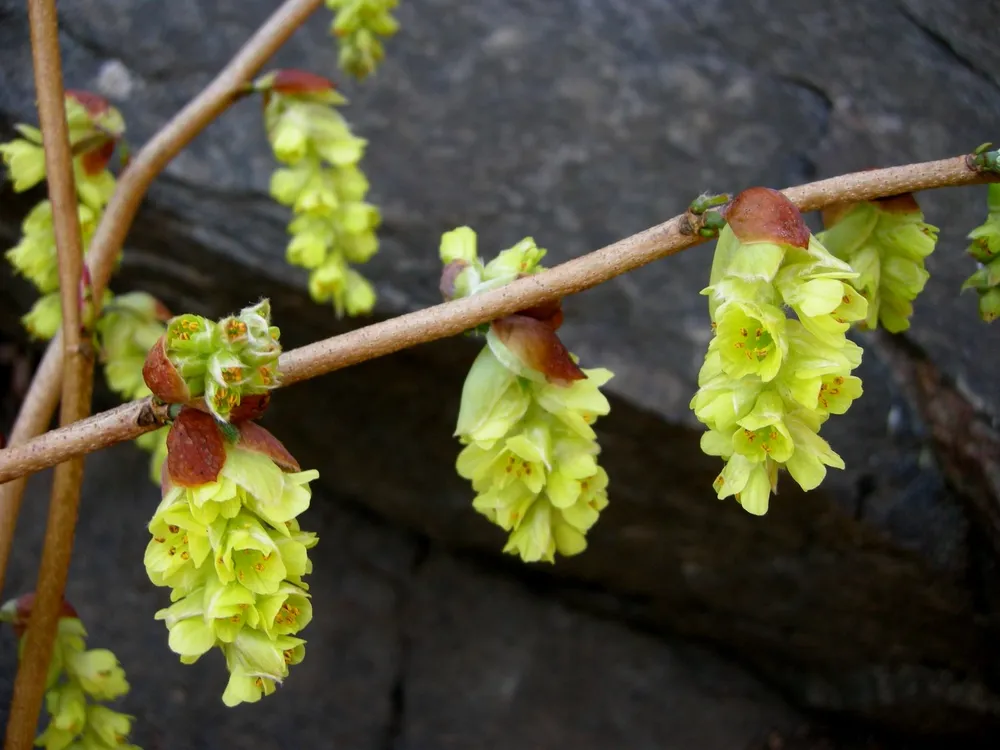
967, 143, 1000, 174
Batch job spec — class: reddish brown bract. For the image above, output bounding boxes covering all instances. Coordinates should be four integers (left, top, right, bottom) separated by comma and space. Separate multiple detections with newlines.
439, 260, 469, 300
873, 192, 921, 215
142, 337, 191, 404
237, 421, 300, 472
65, 89, 110, 117
79, 138, 116, 176
491, 314, 585, 386
165, 408, 226, 487
724, 187, 810, 248
10, 593, 78, 638
516, 299, 565, 331
269, 69, 335, 95
229, 394, 272, 423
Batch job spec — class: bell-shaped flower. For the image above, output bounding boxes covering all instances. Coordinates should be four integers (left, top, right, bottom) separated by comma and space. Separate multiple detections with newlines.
454, 345, 530, 442
783, 413, 846, 491
85, 705, 134, 747
503, 499, 557, 563
732, 391, 795, 463
44, 682, 87, 735
713, 453, 774, 516
256, 582, 313, 637
144, 499, 212, 590
713, 299, 788, 382
532, 367, 613, 440
22, 292, 62, 340
0, 135, 46, 191
66, 649, 129, 701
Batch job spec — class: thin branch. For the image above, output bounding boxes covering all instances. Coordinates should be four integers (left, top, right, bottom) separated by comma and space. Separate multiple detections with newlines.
5, 1, 93, 748
0, 0, 325, 592
0, 156, 995, 486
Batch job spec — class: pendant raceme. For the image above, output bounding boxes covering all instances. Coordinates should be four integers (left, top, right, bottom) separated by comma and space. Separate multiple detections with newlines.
325, 0, 400, 79
692, 188, 865, 515
962, 183, 1000, 322
141, 300, 318, 705
1, 91, 125, 340
818, 193, 939, 333
257, 69, 379, 317
0, 594, 139, 750
145, 408, 319, 707
97, 291, 173, 483
441, 228, 615, 562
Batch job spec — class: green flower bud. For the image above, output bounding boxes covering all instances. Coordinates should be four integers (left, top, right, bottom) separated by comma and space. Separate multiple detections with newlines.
270, 163, 313, 206
483, 237, 547, 281
978, 286, 1000, 323
334, 164, 370, 201
344, 269, 376, 315
342, 228, 379, 264
440, 226, 480, 265
287, 216, 332, 269
961, 260, 1000, 292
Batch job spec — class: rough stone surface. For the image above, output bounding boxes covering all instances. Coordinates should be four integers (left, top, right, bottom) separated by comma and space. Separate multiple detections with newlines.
2, 0, 1000, 741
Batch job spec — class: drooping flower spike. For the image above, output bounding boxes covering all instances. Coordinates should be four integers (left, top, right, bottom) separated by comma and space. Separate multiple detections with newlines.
96, 291, 174, 484
692, 187, 865, 515
0, 593, 139, 750
2, 91, 125, 340
325, 0, 400, 79
141, 301, 320, 707
256, 69, 380, 318
441, 227, 615, 563
818, 192, 939, 333
961, 183, 1000, 322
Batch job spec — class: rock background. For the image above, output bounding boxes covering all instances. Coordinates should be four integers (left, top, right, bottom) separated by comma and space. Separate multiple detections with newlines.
2, 0, 1000, 746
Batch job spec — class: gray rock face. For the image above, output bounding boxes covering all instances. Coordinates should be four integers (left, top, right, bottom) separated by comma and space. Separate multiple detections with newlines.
1, 0, 999, 740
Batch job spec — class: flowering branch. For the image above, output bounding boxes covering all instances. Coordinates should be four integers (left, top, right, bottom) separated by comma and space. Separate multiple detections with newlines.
4, 2, 95, 747
0, 155, 995, 487
0, 0, 325, 594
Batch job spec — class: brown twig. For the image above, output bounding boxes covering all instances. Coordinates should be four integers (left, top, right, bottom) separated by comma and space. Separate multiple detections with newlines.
5, 2, 93, 748
0, 156, 995, 485
0, 0, 325, 593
